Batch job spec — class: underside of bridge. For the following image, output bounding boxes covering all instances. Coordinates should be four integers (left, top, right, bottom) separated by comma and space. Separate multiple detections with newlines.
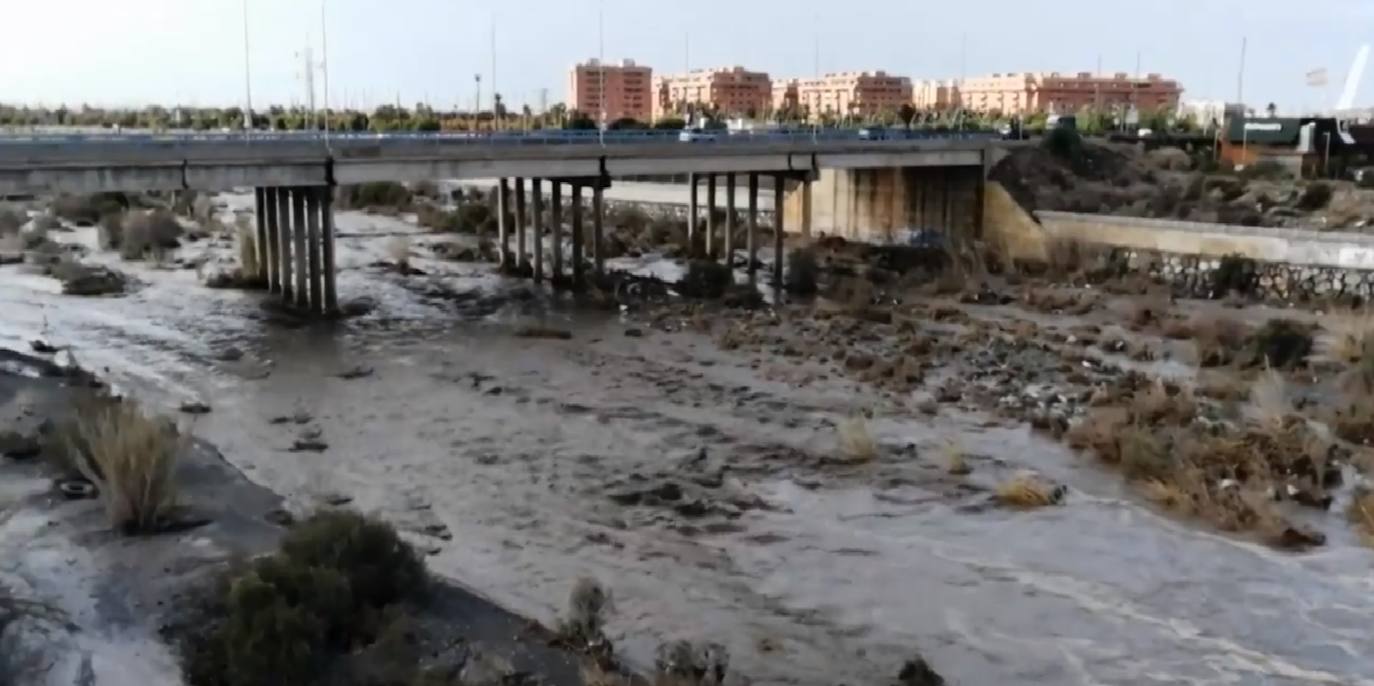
780, 166, 985, 245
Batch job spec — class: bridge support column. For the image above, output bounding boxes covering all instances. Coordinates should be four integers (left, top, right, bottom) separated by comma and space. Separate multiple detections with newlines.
705, 174, 716, 260
497, 178, 510, 271
263, 188, 281, 293
551, 181, 564, 285
276, 188, 294, 304
747, 173, 759, 283
571, 183, 584, 289
254, 188, 268, 283
774, 175, 786, 286
724, 174, 736, 266
532, 178, 544, 283
306, 188, 323, 312
292, 188, 309, 309
320, 187, 338, 315
688, 173, 699, 257
592, 182, 604, 279
802, 177, 813, 238
515, 178, 527, 271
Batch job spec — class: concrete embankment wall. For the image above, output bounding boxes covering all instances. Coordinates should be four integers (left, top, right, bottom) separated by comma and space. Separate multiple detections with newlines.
784, 166, 983, 243
1036, 212, 1374, 299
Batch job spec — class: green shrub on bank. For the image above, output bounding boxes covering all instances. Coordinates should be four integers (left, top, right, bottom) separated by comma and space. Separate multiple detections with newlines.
179, 510, 428, 686
340, 182, 412, 211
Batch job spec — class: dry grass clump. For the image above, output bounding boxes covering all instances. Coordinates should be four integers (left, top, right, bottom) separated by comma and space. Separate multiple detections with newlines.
385, 235, 411, 269
1022, 286, 1098, 315
1043, 235, 1106, 279
995, 473, 1062, 508
556, 577, 614, 664
1125, 292, 1174, 330
1177, 313, 1249, 366
653, 640, 730, 686
836, 414, 878, 463
943, 440, 971, 475
1244, 369, 1291, 431
1315, 311, 1374, 367
70, 400, 182, 533
235, 225, 260, 280
121, 209, 183, 260
1347, 487, 1374, 545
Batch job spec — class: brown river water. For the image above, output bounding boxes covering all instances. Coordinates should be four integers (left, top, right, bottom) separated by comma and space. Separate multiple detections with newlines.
2, 191, 1373, 685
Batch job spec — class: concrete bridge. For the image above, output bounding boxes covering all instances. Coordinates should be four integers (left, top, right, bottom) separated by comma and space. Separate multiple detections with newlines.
0, 131, 995, 314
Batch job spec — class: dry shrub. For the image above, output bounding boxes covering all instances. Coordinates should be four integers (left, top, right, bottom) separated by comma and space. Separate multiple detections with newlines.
1244, 369, 1290, 431
1242, 319, 1313, 369
557, 577, 613, 661
1023, 286, 1098, 315
995, 473, 1061, 508
1329, 393, 1374, 445
1129, 379, 1197, 425
385, 236, 411, 268
98, 212, 123, 250
654, 640, 730, 686
1317, 311, 1374, 366
0, 206, 24, 235
122, 210, 183, 261
1186, 313, 1249, 366
71, 400, 182, 533
1043, 235, 1106, 279
236, 225, 260, 280
1348, 487, 1374, 545
836, 414, 877, 463
943, 440, 970, 475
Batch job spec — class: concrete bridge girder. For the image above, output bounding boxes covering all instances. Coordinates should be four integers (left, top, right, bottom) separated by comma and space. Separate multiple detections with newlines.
185, 162, 328, 191
333, 158, 601, 185
817, 149, 983, 170
0, 164, 184, 196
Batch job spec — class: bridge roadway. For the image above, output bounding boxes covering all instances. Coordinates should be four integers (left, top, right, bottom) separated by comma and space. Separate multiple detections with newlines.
0, 130, 991, 195
0, 130, 995, 317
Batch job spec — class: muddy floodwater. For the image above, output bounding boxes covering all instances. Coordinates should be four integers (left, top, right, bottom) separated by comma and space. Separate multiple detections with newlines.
4, 192, 1374, 685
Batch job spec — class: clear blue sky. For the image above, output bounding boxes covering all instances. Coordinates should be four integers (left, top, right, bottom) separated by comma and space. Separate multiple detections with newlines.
2, 0, 1372, 112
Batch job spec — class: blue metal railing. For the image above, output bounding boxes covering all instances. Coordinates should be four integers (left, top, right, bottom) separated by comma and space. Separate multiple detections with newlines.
0, 128, 996, 147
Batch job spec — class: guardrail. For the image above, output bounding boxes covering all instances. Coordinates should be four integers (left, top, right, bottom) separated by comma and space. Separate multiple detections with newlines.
0, 128, 997, 147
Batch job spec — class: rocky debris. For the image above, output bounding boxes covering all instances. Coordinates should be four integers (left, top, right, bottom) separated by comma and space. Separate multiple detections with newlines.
289, 438, 329, 453
52, 263, 127, 296
655, 639, 730, 686
178, 401, 211, 415
338, 296, 378, 318
336, 365, 374, 380
514, 326, 573, 340
1273, 524, 1326, 550
214, 346, 244, 362
270, 410, 313, 425
28, 339, 58, 354
893, 656, 945, 686
624, 328, 644, 338
0, 430, 41, 459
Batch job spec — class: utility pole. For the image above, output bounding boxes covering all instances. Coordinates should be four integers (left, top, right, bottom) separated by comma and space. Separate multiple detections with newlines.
321, 0, 331, 145
303, 44, 316, 130
490, 17, 498, 131
1237, 36, 1248, 106
474, 74, 482, 130
598, 0, 606, 138
242, 0, 253, 134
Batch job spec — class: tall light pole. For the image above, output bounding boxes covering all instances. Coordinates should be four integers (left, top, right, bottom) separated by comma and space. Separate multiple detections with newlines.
321, 0, 331, 145
598, 0, 606, 143
242, 0, 253, 135
490, 17, 498, 132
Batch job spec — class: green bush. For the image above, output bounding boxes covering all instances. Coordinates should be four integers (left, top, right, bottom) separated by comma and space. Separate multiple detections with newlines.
342, 182, 412, 210
52, 193, 127, 226
1243, 319, 1313, 369
1210, 254, 1256, 297
1297, 182, 1333, 211
458, 203, 495, 234
279, 510, 426, 612
678, 260, 733, 298
179, 510, 428, 686
785, 248, 819, 295
415, 204, 462, 232
1043, 127, 1084, 165
122, 210, 183, 260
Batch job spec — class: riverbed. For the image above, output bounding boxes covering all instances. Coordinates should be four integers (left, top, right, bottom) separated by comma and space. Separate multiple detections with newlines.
3, 193, 1373, 685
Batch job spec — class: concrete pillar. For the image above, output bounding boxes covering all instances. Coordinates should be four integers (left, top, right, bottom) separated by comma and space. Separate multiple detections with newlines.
292, 187, 309, 309
551, 181, 564, 283
724, 174, 736, 266
747, 173, 758, 283
592, 182, 604, 278
254, 188, 268, 282
276, 188, 293, 303
515, 177, 527, 269
802, 178, 813, 237
774, 175, 785, 286
497, 177, 510, 270
306, 188, 323, 312
532, 178, 544, 283
705, 174, 716, 259
688, 172, 699, 257
263, 188, 280, 293
320, 187, 338, 315
571, 183, 584, 288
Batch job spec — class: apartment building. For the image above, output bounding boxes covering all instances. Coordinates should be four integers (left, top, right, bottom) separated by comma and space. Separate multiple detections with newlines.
795, 71, 913, 119
912, 79, 961, 111
958, 72, 1183, 115
652, 66, 772, 120
772, 79, 800, 114
567, 59, 653, 123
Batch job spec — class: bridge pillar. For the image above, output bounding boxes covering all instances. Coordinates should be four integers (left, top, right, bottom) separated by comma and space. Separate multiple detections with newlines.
320, 187, 338, 315
551, 181, 564, 285
276, 188, 294, 304
747, 173, 759, 283
514, 178, 527, 271
254, 188, 269, 283
532, 178, 545, 283
571, 183, 584, 289
263, 188, 281, 293
802, 177, 813, 237
724, 174, 736, 266
688, 173, 699, 257
497, 178, 510, 271
592, 183, 604, 279
292, 188, 309, 309
773, 175, 785, 286
705, 174, 717, 259
306, 188, 323, 312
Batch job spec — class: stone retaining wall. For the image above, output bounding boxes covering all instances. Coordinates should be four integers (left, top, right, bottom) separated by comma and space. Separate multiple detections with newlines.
1115, 249, 1374, 300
